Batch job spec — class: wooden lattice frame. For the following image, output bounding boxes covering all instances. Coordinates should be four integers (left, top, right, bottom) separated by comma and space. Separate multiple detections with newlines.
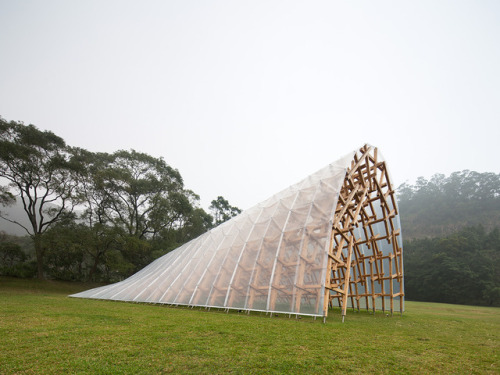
323, 145, 404, 321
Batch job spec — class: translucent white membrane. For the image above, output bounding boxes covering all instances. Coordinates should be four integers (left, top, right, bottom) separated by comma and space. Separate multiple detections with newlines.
71, 151, 360, 316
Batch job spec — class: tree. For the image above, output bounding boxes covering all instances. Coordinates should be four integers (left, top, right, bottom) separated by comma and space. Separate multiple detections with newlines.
397, 170, 500, 239
75, 149, 209, 272
0, 231, 35, 278
403, 226, 500, 307
209, 196, 241, 226
42, 220, 87, 281
0, 237, 26, 269
92, 149, 189, 239
0, 117, 235, 281
0, 118, 82, 279
70, 149, 113, 228
180, 207, 214, 241
40, 219, 125, 282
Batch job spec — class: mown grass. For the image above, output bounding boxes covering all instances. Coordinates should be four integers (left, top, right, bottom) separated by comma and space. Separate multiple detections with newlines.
0, 276, 498, 374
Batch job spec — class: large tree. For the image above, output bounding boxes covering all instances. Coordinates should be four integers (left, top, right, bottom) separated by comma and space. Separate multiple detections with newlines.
91, 149, 196, 239
0, 118, 81, 279
69, 149, 125, 280
71, 148, 214, 276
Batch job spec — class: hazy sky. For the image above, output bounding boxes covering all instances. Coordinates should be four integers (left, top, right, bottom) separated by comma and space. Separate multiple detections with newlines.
1, 0, 499, 211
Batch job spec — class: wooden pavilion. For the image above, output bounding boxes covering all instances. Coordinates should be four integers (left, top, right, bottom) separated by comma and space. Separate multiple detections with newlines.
72, 145, 404, 321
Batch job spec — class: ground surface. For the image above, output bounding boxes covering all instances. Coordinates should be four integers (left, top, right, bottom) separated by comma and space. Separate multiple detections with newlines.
0, 276, 498, 374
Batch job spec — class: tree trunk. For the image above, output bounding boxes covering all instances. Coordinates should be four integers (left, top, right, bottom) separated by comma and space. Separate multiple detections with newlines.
33, 234, 45, 280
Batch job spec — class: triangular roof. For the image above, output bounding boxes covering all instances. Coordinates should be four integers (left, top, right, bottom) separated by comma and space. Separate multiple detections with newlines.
72, 145, 404, 320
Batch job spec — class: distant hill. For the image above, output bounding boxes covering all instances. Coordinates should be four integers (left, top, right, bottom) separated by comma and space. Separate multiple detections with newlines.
396, 170, 500, 239
397, 170, 500, 307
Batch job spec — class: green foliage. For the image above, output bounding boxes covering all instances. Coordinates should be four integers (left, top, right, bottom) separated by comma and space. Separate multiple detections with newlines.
92, 149, 187, 239
398, 171, 500, 307
0, 240, 25, 265
209, 195, 242, 226
180, 207, 214, 241
42, 221, 87, 281
0, 117, 218, 282
0, 118, 81, 235
0, 118, 82, 278
0, 277, 499, 374
0, 238, 35, 278
404, 226, 500, 306
117, 236, 152, 273
0, 232, 36, 278
398, 170, 500, 239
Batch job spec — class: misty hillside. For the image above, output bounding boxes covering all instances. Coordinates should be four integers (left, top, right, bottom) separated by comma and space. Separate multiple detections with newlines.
0, 199, 34, 236
398, 170, 500, 307
397, 170, 500, 239
3, 170, 499, 239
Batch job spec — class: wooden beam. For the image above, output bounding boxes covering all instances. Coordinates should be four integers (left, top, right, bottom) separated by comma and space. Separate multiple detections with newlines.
341, 237, 354, 321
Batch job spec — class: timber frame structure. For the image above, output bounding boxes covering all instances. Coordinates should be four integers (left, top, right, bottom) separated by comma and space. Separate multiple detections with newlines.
324, 145, 404, 321
72, 145, 404, 321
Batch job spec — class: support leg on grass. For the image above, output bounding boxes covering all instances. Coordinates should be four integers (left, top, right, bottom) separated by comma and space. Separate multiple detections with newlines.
341, 237, 354, 323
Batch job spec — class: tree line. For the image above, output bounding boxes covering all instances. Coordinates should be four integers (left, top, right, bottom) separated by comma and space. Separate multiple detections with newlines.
397, 170, 500, 239
404, 226, 499, 306
0, 117, 241, 282
398, 172, 500, 307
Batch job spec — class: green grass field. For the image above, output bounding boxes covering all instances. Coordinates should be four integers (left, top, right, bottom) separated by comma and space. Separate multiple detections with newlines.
0, 276, 498, 374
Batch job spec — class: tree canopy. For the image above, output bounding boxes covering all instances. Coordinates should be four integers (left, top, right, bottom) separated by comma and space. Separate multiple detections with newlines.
209, 196, 242, 226
398, 171, 500, 307
0, 118, 82, 278
404, 226, 500, 307
397, 171, 500, 239
0, 117, 241, 281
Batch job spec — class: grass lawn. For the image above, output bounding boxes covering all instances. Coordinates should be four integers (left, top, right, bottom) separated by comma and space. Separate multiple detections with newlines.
0, 276, 498, 374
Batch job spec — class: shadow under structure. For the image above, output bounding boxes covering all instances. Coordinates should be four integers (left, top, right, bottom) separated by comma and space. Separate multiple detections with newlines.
71, 144, 404, 321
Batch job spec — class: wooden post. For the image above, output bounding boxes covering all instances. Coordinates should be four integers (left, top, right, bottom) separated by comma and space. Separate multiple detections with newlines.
341, 237, 354, 322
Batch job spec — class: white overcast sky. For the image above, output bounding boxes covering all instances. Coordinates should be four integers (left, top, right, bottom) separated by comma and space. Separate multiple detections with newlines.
1, 0, 499, 211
